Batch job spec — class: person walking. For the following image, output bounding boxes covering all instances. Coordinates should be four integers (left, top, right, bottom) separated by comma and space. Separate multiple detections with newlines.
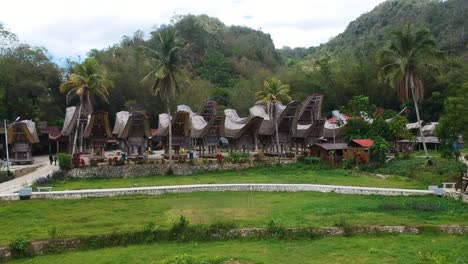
53, 156, 57, 166
49, 154, 53, 165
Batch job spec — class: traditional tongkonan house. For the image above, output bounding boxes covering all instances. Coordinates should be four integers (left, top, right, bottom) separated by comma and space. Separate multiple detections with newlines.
7, 120, 40, 164
223, 109, 263, 152
291, 94, 326, 153
157, 109, 191, 158
177, 100, 225, 157
113, 110, 152, 158
250, 101, 301, 154
83, 111, 112, 159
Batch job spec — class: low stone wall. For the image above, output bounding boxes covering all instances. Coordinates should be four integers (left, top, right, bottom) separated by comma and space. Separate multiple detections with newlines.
0, 225, 466, 261
0, 183, 433, 201
65, 162, 254, 178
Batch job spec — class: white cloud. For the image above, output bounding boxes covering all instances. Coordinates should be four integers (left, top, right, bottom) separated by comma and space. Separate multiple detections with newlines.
0, 0, 385, 58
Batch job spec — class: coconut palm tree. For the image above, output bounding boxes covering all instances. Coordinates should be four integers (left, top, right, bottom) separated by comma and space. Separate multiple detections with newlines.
60, 58, 111, 154
256, 78, 291, 161
141, 28, 187, 162
380, 24, 442, 159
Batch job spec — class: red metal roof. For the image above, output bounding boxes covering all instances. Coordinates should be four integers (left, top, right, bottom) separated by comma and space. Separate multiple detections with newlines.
327, 114, 351, 123
351, 139, 374, 148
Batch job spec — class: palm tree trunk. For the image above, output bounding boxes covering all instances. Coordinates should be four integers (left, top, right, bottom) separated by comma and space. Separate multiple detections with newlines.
409, 74, 429, 159
72, 104, 82, 154
166, 97, 172, 163
275, 116, 281, 163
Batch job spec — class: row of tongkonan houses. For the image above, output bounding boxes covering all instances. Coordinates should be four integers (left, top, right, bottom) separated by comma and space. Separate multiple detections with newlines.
0, 93, 441, 164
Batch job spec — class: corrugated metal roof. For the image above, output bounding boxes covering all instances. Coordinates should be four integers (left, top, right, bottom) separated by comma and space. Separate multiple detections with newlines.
350, 139, 374, 148
313, 143, 348, 150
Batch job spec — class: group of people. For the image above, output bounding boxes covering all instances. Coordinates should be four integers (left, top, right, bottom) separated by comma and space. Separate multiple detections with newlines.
48, 154, 57, 166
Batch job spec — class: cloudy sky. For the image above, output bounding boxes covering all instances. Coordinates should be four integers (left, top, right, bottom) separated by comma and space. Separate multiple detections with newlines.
0, 0, 385, 59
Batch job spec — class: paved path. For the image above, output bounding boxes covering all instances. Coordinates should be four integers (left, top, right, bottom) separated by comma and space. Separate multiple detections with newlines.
0, 183, 433, 200
0, 156, 58, 194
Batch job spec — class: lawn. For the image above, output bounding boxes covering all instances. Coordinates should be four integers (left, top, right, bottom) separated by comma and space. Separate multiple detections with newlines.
9, 234, 468, 263
0, 191, 466, 245
35, 162, 428, 191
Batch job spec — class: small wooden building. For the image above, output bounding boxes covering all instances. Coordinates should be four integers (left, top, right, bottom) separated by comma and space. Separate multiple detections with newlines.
7, 120, 40, 164
310, 142, 348, 164
83, 111, 112, 159
344, 139, 374, 164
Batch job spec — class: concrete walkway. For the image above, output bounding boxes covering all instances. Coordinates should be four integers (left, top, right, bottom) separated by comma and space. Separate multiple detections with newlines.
0, 156, 58, 194
0, 183, 433, 200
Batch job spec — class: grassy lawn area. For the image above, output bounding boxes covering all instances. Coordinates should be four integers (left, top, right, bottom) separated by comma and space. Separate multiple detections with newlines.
35, 163, 428, 191
9, 234, 468, 263
0, 192, 466, 245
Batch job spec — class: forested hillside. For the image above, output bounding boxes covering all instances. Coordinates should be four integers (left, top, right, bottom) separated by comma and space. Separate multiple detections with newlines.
0, 0, 466, 128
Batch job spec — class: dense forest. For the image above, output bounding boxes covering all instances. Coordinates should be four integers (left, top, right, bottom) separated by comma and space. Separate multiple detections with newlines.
0, 0, 466, 134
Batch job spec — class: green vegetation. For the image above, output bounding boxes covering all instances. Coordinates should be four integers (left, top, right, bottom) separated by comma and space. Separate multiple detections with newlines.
0, 191, 466, 245
57, 153, 72, 171
1, 0, 466, 134
372, 153, 466, 185
35, 163, 427, 191
9, 234, 468, 264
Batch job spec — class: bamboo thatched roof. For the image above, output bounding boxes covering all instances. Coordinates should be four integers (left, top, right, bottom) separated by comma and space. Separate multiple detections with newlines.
294, 94, 325, 138
7, 120, 39, 144
250, 101, 301, 136
224, 109, 263, 139
83, 111, 112, 139
61, 106, 80, 136
113, 110, 151, 139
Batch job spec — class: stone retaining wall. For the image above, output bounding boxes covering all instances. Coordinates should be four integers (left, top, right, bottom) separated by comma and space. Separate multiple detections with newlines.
0, 225, 466, 261
64, 163, 254, 178
0, 183, 433, 201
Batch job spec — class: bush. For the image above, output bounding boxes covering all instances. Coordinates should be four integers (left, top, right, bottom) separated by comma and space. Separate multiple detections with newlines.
0, 170, 14, 183
378, 202, 403, 211
89, 159, 99, 167
301, 156, 321, 165
225, 152, 250, 164
266, 220, 286, 238
57, 153, 72, 170
9, 237, 28, 257
169, 216, 189, 241
370, 136, 390, 164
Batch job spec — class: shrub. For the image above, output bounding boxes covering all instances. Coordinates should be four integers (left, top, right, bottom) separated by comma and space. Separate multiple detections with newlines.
9, 237, 28, 257
57, 153, 72, 170
34, 176, 52, 185
378, 202, 403, 211
215, 153, 224, 164
225, 152, 250, 164
370, 136, 390, 164
407, 201, 441, 212
89, 159, 99, 167
0, 170, 14, 183
266, 220, 286, 238
169, 216, 189, 241
72, 153, 82, 168
302, 156, 321, 165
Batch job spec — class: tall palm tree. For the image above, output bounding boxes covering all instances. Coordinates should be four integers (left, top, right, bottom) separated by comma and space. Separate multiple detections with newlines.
256, 78, 291, 161
141, 28, 187, 162
60, 58, 111, 154
380, 24, 442, 159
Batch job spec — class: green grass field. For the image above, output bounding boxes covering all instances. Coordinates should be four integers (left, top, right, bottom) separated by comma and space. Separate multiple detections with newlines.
35, 162, 428, 191
9, 234, 468, 263
1, 192, 466, 245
